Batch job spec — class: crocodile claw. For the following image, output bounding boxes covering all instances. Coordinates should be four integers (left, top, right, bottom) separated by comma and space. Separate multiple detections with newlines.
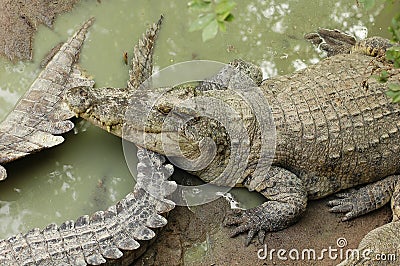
224, 207, 266, 246
328, 188, 368, 221
328, 176, 395, 222
328, 198, 358, 221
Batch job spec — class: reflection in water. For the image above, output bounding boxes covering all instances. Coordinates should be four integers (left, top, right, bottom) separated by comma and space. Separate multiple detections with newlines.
0, 61, 39, 119
0, 0, 398, 239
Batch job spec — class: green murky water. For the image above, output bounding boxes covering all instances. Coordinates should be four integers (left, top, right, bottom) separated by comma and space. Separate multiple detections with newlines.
0, 0, 398, 239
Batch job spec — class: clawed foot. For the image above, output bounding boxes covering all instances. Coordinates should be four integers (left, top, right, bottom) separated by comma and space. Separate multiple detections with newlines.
224, 166, 307, 246
329, 177, 397, 221
328, 189, 363, 221
328, 186, 390, 221
224, 207, 268, 246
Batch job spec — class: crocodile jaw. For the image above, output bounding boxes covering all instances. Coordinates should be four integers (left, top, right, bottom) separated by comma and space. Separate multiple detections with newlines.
65, 87, 200, 156
121, 124, 201, 157
65, 86, 129, 134
65, 85, 233, 169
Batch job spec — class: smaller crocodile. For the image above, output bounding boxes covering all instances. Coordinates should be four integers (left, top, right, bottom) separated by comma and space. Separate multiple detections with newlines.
304, 28, 393, 57
0, 17, 95, 181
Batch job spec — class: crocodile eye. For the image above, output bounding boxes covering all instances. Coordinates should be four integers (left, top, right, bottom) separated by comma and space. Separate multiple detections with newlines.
157, 104, 172, 115
79, 89, 88, 97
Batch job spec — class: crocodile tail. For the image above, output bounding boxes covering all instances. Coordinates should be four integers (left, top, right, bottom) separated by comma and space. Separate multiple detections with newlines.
304, 28, 356, 57
128, 15, 164, 90
0, 147, 176, 265
0, 17, 95, 181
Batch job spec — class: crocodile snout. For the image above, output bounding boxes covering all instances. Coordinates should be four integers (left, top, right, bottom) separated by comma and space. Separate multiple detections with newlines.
64, 86, 93, 115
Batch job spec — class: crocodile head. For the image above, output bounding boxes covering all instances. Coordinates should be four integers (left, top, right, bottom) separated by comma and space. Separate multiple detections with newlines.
65, 86, 130, 134
129, 84, 263, 185
65, 84, 258, 184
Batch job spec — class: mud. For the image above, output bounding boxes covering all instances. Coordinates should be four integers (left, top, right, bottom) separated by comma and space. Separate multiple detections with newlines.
134, 196, 391, 266
0, 0, 79, 61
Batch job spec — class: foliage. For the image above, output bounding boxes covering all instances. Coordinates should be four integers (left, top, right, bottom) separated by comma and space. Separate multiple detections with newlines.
389, 14, 400, 42
188, 0, 236, 42
386, 46, 400, 68
385, 83, 400, 102
383, 13, 400, 102
360, 0, 400, 102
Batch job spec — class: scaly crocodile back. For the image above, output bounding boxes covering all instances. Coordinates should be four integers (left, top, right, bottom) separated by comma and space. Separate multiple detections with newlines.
264, 53, 400, 198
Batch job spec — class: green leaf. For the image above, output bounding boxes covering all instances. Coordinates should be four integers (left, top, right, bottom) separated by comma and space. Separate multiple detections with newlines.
388, 83, 400, 92
218, 21, 226, 32
389, 14, 400, 42
359, 0, 376, 9
392, 94, 400, 103
189, 13, 215, 32
217, 11, 231, 22
386, 83, 400, 103
224, 13, 234, 22
202, 19, 218, 42
188, 0, 236, 42
386, 89, 400, 103
385, 46, 400, 68
188, 0, 211, 8
188, 0, 212, 12
379, 70, 389, 82
215, 0, 237, 14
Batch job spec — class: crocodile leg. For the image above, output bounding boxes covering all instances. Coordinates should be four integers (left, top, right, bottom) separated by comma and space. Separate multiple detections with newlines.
304, 28, 356, 56
305, 28, 394, 58
337, 180, 400, 266
328, 175, 398, 221
224, 166, 307, 246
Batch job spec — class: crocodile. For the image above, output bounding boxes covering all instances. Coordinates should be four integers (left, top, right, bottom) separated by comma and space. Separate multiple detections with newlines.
0, 16, 178, 265
65, 25, 400, 258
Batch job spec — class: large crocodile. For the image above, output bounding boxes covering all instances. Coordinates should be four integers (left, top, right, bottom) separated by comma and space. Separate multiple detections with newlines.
65, 26, 400, 259
0, 16, 178, 265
